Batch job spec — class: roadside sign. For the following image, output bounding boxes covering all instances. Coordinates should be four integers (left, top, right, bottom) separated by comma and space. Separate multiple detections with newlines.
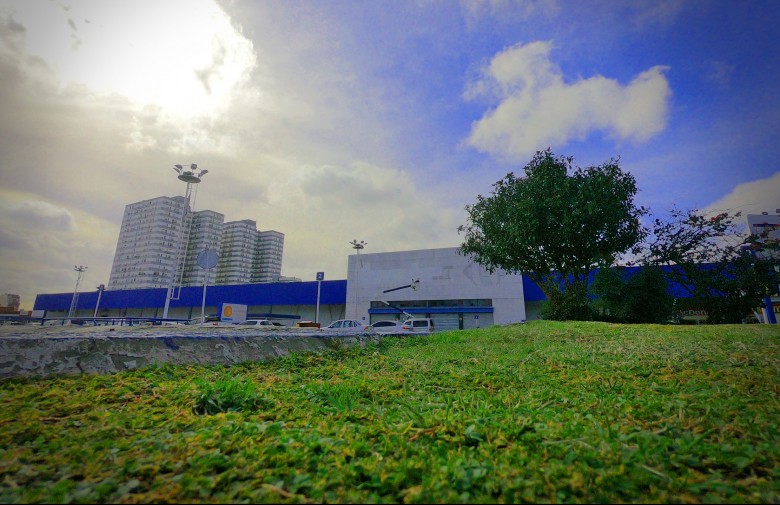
221, 303, 247, 323
316, 272, 325, 281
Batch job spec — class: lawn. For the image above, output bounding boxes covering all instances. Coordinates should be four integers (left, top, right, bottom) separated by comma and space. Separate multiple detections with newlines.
1, 321, 778, 503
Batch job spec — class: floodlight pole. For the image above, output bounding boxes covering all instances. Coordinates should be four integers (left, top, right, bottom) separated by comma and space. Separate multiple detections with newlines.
349, 240, 366, 319
93, 284, 105, 318
67, 266, 87, 319
162, 164, 208, 320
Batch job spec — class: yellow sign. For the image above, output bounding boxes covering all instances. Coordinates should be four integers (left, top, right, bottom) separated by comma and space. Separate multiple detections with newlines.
223, 305, 233, 318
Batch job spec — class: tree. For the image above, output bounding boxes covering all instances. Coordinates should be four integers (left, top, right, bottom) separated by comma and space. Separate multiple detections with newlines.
636, 207, 779, 324
590, 266, 675, 323
458, 149, 646, 320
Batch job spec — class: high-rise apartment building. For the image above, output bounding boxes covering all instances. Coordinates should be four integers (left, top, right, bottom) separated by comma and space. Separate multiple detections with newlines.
182, 210, 225, 286
216, 220, 258, 285
254, 230, 285, 283
108, 196, 190, 290
108, 197, 285, 290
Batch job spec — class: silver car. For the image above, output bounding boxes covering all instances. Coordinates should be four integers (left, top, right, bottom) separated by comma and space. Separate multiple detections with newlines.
322, 319, 371, 332
240, 319, 285, 327
370, 320, 408, 334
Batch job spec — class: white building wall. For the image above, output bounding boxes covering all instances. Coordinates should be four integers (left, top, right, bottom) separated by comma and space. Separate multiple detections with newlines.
346, 247, 526, 327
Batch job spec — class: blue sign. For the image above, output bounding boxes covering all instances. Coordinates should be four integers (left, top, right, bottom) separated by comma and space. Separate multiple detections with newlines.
316, 272, 325, 281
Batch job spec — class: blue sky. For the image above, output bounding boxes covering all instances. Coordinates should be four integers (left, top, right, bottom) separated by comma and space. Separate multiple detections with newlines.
0, 0, 778, 309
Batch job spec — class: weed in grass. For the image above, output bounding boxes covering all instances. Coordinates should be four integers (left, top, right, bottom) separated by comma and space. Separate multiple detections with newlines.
192, 375, 271, 415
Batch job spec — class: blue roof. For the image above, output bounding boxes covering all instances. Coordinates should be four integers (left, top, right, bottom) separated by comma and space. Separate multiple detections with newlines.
34, 280, 347, 312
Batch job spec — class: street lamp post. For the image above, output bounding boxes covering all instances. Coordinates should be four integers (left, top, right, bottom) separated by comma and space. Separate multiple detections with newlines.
315, 271, 325, 324
349, 240, 366, 320
93, 284, 105, 318
162, 164, 208, 320
197, 248, 219, 324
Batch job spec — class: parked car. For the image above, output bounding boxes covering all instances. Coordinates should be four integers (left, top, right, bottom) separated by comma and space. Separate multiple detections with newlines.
370, 320, 407, 334
240, 319, 285, 327
322, 319, 371, 332
183, 316, 236, 327
401, 317, 435, 334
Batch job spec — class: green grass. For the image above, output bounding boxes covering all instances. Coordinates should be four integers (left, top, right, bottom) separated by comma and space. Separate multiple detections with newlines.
1, 321, 778, 503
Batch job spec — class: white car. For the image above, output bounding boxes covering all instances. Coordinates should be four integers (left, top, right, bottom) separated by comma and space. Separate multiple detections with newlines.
240, 319, 285, 327
322, 319, 372, 333
370, 320, 408, 334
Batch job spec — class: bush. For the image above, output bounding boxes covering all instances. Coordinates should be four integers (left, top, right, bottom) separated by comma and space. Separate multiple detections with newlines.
542, 287, 593, 321
590, 266, 674, 323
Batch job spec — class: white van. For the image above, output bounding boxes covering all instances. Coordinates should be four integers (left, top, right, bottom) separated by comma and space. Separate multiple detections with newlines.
401, 318, 435, 334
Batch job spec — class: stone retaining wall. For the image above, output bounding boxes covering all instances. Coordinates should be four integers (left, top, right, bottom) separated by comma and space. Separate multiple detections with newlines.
0, 328, 381, 380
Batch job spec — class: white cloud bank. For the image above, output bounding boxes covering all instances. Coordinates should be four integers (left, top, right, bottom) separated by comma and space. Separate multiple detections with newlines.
465, 41, 671, 161
704, 171, 780, 219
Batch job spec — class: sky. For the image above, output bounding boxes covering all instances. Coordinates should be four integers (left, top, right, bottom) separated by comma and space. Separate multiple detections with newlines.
0, 0, 778, 310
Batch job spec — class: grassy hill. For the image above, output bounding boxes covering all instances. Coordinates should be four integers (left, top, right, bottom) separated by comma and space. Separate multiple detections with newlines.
1, 321, 778, 503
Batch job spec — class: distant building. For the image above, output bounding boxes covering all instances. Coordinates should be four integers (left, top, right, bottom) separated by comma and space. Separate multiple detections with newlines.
108, 196, 285, 291
277, 275, 303, 283
254, 230, 285, 283
1, 293, 20, 311
747, 211, 780, 260
216, 219, 259, 285
183, 210, 225, 286
108, 196, 190, 290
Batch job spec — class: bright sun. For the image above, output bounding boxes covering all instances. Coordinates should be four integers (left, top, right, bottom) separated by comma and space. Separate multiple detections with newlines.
4, 0, 255, 118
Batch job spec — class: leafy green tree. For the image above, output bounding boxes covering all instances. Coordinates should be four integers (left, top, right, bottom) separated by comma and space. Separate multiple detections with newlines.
637, 208, 779, 324
590, 266, 674, 323
458, 149, 646, 320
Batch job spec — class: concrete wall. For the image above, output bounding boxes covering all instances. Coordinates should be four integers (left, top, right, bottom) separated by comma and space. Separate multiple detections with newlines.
346, 247, 527, 325
0, 328, 380, 380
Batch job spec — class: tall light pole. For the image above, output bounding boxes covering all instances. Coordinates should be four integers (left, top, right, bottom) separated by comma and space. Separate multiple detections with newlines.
349, 240, 366, 319
162, 164, 208, 319
197, 248, 219, 324
67, 265, 87, 319
93, 284, 105, 318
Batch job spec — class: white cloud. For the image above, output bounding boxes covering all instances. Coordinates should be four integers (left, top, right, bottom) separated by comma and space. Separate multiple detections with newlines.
465, 41, 671, 162
631, 0, 687, 30
704, 171, 780, 220
459, 0, 560, 27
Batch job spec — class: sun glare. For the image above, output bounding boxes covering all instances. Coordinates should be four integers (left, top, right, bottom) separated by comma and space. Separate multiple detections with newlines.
5, 0, 255, 118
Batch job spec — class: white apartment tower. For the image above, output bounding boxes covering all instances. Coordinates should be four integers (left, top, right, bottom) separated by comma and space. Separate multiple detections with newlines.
182, 210, 225, 286
254, 230, 284, 283
109, 198, 285, 290
216, 220, 259, 285
108, 196, 190, 290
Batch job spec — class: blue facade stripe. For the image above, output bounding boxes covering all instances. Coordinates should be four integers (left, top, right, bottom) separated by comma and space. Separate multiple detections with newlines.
34, 265, 705, 313
34, 280, 347, 312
